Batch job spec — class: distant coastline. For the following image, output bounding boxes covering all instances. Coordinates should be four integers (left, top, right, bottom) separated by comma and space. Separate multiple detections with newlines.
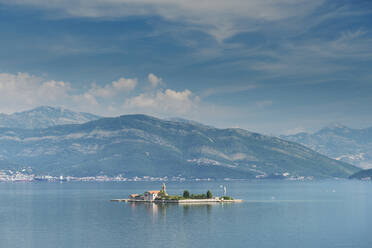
0, 169, 319, 183
0, 172, 318, 182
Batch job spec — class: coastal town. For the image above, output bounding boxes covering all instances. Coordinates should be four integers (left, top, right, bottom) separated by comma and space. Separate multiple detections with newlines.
0, 169, 188, 182
0, 168, 315, 182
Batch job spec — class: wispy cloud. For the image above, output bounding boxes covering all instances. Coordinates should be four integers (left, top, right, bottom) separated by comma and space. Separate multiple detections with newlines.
200, 84, 257, 98
0, 0, 326, 41
250, 29, 372, 80
256, 100, 273, 108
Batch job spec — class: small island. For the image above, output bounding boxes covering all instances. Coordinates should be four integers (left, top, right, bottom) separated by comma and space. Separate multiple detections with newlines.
111, 183, 242, 204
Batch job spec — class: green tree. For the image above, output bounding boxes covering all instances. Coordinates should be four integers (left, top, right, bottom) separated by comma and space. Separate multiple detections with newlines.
206, 190, 213, 199
158, 190, 167, 199
183, 190, 190, 198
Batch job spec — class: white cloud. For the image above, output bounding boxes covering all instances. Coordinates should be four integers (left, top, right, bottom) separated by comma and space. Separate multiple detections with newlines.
89, 77, 137, 98
72, 93, 98, 106
0, 72, 72, 113
0, 0, 326, 41
122, 87, 240, 127
0, 72, 138, 114
124, 88, 199, 115
113, 78, 137, 90
147, 73, 162, 88
0, 72, 219, 120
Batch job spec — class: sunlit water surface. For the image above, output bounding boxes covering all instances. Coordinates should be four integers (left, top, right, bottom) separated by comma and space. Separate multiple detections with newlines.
0, 180, 371, 248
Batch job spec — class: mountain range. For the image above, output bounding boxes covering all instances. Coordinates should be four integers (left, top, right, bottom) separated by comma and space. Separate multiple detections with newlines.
0, 107, 358, 179
0, 106, 101, 129
281, 124, 372, 169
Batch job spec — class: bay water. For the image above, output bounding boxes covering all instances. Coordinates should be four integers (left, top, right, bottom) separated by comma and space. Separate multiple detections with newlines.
0, 180, 371, 248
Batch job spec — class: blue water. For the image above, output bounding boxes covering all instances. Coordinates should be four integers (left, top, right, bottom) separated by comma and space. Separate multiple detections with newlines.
0, 180, 371, 248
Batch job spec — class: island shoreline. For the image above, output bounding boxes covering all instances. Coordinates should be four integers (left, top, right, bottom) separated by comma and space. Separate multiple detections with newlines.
110, 198, 243, 204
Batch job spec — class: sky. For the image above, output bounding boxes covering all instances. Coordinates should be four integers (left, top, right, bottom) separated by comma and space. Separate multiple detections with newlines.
0, 0, 371, 135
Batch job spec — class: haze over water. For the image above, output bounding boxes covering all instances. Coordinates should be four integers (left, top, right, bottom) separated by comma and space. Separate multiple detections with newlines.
0, 180, 371, 248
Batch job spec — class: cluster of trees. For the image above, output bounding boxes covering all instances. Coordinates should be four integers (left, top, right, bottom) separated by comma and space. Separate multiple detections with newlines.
183, 190, 213, 199
155, 189, 234, 201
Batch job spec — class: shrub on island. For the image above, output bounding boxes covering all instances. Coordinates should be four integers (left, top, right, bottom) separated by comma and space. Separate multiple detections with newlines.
155, 189, 217, 200
183, 190, 190, 198
190, 193, 207, 199
221, 196, 234, 200
206, 190, 213, 199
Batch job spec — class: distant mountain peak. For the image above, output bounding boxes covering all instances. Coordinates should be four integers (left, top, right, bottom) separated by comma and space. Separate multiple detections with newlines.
33, 105, 60, 110
325, 122, 348, 130
282, 123, 372, 169
0, 106, 101, 129
167, 117, 214, 128
315, 122, 352, 135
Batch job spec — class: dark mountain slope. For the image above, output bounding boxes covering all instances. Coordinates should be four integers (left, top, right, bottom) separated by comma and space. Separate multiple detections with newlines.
349, 169, 372, 180
0, 115, 358, 178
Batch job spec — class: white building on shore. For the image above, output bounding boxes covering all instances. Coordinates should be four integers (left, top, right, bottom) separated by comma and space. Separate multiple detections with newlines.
144, 191, 160, 201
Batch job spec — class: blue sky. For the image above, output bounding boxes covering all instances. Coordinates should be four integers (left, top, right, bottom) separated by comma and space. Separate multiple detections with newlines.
0, 0, 371, 134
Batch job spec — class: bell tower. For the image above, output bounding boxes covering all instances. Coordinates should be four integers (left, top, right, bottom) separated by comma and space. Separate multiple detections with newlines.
161, 183, 167, 196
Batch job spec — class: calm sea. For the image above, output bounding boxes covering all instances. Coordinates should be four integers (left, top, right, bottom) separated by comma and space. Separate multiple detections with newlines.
0, 180, 371, 248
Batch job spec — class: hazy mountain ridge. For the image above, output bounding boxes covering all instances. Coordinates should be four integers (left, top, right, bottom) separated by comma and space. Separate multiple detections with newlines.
0, 106, 101, 129
349, 169, 372, 180
281, 124, 372, 169
0, 114, 357, 178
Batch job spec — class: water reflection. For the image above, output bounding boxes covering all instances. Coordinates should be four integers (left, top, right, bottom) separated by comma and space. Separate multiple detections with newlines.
128, 202, 219, 218
182, 203, 213, 216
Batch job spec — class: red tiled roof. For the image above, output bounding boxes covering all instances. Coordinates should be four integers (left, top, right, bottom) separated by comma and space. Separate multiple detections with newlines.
146, 191, 160, 194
